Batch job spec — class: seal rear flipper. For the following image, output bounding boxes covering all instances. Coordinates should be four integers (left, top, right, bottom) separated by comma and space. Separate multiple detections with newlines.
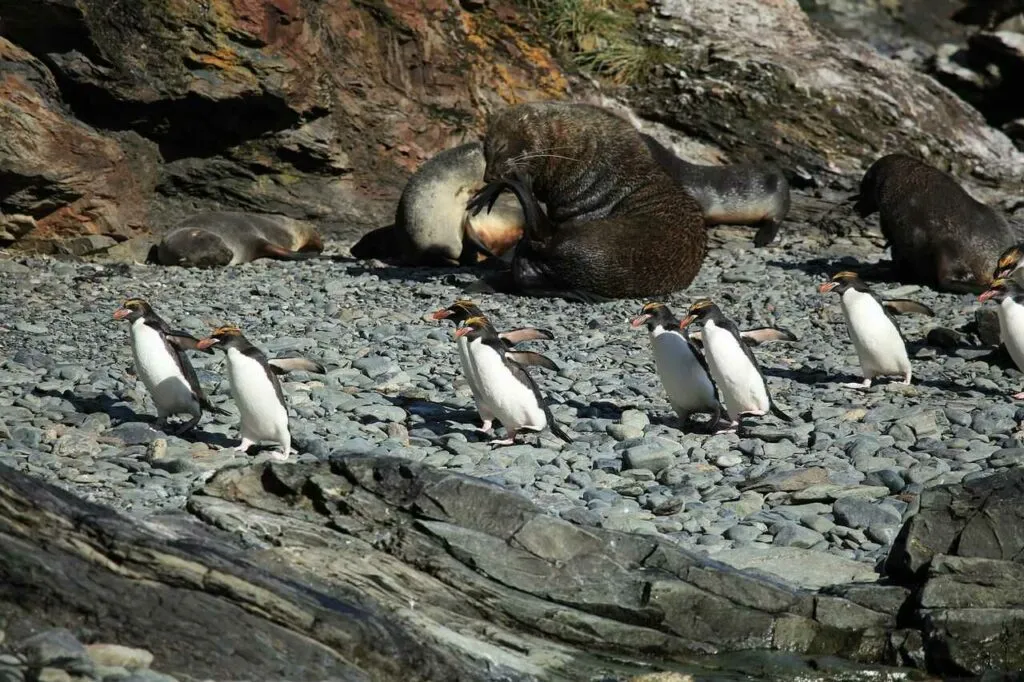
461, 215, 503, 262
505, 350, 559, 372
753, 220, 781, 247
260, 241, 323, 261
883, 299, 936, 317
500, 327, 555, 344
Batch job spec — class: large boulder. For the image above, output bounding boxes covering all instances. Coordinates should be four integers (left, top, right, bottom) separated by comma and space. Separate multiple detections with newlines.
629, 0, 1024, 192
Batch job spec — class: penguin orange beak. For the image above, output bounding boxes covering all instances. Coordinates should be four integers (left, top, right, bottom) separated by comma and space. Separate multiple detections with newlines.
195, 337, 219, 350
454, 326, 473, 338
112, 307, 130, 320
979, 289, 998, 303
818, 281, 838, 294
679, 315, 696, 330
630, 314, 651, 328
431, 308, 453, 320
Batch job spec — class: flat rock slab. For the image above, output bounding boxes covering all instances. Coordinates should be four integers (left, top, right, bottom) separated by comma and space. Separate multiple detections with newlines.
711, 547, 880, 590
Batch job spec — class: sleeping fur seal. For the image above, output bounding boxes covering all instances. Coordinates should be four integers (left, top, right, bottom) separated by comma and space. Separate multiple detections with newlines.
853, 154, 1022, 292
467, 101, 707, 302
157, 212, 323, 268
350, 142, 525, 265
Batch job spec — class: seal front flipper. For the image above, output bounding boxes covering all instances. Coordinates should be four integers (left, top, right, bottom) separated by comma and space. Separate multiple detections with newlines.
883, 299, 936, 317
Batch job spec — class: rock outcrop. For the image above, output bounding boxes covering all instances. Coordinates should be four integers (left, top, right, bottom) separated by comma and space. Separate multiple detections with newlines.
6, 453, 1024, 679
3, 0, 1024, 254
931, 3, 1024, 151
0, 0, 580, 253
631, 0, 1024, 192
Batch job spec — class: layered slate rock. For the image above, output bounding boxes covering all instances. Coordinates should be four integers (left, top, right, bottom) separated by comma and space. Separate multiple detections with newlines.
0, 457, 926, 681
0, 0, 577, 251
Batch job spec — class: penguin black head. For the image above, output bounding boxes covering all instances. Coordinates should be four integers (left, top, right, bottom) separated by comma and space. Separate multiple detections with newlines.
113, 298, 153, 322
994, 245, 1024, 281
678, 299, 719, 329
431, 299, 483, 325
196, 325, 247, 351
630, 302, 678, 331
818, 271, 865, 295
979, 277, 1024, 304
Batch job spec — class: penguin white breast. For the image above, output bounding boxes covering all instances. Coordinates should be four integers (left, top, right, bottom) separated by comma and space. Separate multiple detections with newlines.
701, 321, 769, 416
226, 347, 289, 440
999, 297, 1024, 373
840, 289, 909, 376
467, 339, 546, 432
129, 319, 197, 414
457, 336, 489, 406
649, 326, 716, 411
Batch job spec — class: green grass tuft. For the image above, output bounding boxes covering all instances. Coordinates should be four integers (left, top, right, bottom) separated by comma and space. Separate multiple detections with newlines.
520, 0, 667, 85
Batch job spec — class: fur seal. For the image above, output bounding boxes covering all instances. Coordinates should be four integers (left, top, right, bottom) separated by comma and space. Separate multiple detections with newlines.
156, 211, 323, 268
350, 142, 525, 265
467, 101, 707, 302
639, 134, 791, 247
852, 154, 1020, 292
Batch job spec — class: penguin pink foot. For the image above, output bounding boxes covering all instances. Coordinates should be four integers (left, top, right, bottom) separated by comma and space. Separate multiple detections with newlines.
1013, 392, 1024, 400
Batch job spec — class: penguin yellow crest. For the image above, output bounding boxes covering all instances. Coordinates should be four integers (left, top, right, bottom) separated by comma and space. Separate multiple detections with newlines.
998, 248, 1023, 271
641, 302, 666, 314
831, 271, 859, 281
688, 299, 715, 314
211, 325, 243, 336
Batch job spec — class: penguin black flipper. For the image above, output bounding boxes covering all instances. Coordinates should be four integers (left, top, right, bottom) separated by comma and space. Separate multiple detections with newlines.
148, 317, 226, 419
165, 331, 216, 355
499, 327, 555, 345
883, 299, 936, 317
505, 350, 560, 372
507, 358, 572, 443
718, 316, 793, 422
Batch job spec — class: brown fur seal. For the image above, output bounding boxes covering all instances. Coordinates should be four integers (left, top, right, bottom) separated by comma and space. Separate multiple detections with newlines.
639, 134, 791, 247
467, 102, 707, 302
350, 142, 525, 265
853, 154, 1021, 292
157, 212, 323, 268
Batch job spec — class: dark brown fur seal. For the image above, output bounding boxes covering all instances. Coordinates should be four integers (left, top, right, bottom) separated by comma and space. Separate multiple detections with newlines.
853, 153, 1021, 292
468, 102, 707, 302
350, 142, 525, 265
157, 212, 323, 268
639, 134, 791, 247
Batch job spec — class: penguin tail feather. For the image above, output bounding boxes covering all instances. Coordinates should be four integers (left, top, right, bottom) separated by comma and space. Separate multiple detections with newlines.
770, 401, 793, 422
549, 420, 573, 443
203, 399, 231, 416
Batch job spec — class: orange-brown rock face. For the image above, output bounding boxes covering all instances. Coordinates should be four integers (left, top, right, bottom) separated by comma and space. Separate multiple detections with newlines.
0, 0, 579, 252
